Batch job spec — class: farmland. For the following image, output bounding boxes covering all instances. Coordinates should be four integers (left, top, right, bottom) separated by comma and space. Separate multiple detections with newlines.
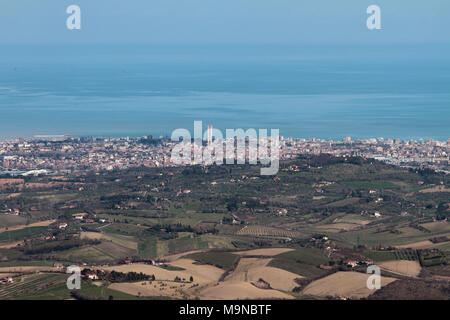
378, 260, 422, 277
236, 225, 303, 239
0, 155, 448, 299
0, 273, 67, 300
303, 271, 397, 299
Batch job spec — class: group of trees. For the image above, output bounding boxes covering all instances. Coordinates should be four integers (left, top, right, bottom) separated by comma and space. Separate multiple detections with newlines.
81, 269, 155, 283
106, 271, 154, 282
174, 275, 194, 282
70, 290, 105, 300
436, 202, 449, 221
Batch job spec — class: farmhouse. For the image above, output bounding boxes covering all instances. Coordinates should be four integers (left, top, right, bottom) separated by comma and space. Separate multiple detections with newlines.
73, 213, 88, 220
276, 208, 288, 216
146, 258, 163, 266
2, 277, 13, 283
346, 260, 359, 268
58, 222, 68, 229
53, 263, 65, 270
85, 273, 99, 280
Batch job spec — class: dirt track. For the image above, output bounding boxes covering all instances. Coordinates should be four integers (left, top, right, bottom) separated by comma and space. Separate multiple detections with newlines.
0, 219, 56, 234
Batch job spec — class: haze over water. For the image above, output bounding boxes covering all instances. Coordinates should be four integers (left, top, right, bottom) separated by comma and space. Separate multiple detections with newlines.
0, 44, 449, 141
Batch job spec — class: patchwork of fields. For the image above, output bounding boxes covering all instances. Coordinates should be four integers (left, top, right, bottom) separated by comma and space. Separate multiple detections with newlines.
0, 156, 448, 300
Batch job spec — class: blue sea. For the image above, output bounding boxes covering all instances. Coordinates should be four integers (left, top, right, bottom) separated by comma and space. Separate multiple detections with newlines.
0, 44, 449, 141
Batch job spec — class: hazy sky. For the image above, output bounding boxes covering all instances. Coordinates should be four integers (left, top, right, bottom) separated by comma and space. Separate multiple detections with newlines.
0, 0, 449, 44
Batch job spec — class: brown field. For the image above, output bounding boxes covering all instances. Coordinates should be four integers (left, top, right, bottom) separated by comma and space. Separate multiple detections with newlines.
80, 232, 103, 240
0, 219, 56, 234
168, 259, 225, 284
303, 271, 397, 299
225, 257, 302, 291
81, 232, 138, 250
334, 216, 371, 225
110, 280, 192, 299
396, 226, 425, 237
199, 281, 294, 300
102, 259, 223, 286
396, 240, 450, 250
0, 179, 78, 191
0, 241, 23, 249
94, 241, 136, 259
0, 179, 24, 187
317, 223, 361, 232
105, 254, 299, 300
234, 248, 294, 256
396, 240, 434, 249
418, 185, 450, 193
0, 214, 27, 228
420, 221, 450, 233
163, 250, 206, 262
24, 182, 76, 190
0, 266, 56, 273
5, 193, 21, 199
106, 258, 224, 299
92, 281, 104, 287
378, 260, 421, 277
369, 278, 450, 300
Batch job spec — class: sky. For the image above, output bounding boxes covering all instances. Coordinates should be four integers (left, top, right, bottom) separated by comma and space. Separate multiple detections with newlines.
0, 0, 449, 45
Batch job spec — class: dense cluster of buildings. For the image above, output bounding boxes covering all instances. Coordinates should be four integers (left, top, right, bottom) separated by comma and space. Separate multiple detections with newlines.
0, 135, 448, 175
282, 136, 450, 173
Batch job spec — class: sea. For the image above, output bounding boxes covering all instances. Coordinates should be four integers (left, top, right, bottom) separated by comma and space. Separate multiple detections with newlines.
0, 43, 449, 141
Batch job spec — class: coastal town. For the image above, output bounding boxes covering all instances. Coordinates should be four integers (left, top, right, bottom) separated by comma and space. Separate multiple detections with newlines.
0, 134, 448, 176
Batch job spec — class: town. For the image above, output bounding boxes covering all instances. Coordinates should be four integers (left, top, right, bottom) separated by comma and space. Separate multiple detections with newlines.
0, 134, 448, 175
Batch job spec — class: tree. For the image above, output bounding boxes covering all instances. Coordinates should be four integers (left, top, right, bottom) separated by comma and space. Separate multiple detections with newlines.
226, 198, 238, 212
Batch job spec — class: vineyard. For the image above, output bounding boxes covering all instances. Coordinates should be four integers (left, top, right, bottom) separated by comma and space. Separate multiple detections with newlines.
418, 249, 448, 267
236, 225, 302, 239
394, 249, 419, 261
0, 273, 66, 299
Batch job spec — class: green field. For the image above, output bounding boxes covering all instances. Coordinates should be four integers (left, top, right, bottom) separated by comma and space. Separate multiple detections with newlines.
268, 247, 331, 279
52, 245, 116, 263
342, 181, 396, 190
184, 251, 239, 270
138, 236, 158, 258
361, 250, 398, 262
0, 226, 48, 243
